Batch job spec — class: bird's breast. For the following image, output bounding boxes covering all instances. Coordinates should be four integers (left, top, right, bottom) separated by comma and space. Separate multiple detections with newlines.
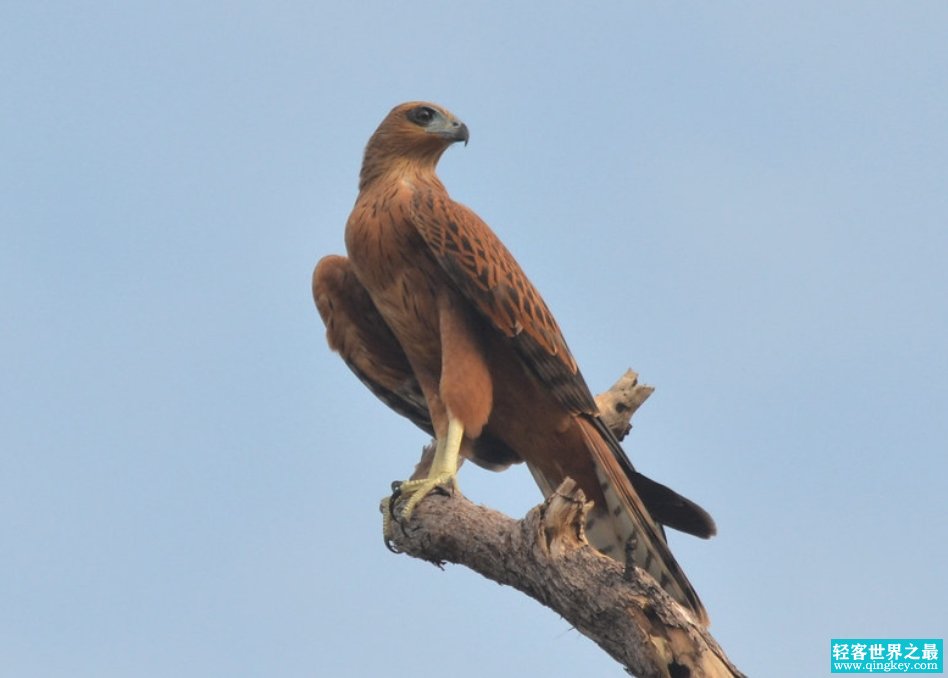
344, 185, 444, 363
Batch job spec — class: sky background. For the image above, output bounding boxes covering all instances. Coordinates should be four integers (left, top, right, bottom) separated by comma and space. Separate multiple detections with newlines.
2, 2, 946, 677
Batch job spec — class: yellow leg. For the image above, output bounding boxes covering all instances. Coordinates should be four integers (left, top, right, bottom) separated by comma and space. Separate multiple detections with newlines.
383, 416, 464, 545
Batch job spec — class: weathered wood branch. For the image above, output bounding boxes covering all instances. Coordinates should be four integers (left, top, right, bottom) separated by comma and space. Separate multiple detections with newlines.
595, 369, 655, 442
384, 370, 743, 678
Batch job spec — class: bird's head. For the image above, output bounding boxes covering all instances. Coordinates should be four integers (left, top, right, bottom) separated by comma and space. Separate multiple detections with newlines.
360, 102, 469, 189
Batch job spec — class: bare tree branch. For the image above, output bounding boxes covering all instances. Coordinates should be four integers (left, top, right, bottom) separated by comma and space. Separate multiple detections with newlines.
384, 370, 744, 678
595, 369, 655, 440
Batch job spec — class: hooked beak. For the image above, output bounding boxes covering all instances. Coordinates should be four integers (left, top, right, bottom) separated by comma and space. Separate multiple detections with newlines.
453, 122, 470, 146
431, 118, 469, 146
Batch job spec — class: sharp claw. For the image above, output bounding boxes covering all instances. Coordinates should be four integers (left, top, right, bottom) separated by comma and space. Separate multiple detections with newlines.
384, 535, 401, 554
388, 481, 403, 518
383, 418, 463, 551
383, 474, 457, 551
382, 490, 403, 553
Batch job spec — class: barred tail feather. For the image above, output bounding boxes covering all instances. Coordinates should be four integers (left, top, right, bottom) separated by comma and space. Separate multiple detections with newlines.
576, 416, 709, 625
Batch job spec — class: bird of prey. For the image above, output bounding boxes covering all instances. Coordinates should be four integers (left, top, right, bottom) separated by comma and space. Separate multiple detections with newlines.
313, 102, 715, 624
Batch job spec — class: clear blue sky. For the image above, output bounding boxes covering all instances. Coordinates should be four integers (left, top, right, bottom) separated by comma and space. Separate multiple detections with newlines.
2, 3, 946, 676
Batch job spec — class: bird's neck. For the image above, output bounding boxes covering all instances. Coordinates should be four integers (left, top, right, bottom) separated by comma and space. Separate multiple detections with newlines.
359, 144, 447, 192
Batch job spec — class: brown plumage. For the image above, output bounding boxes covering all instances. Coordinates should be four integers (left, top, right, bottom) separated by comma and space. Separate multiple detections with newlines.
313, 102, 714, 624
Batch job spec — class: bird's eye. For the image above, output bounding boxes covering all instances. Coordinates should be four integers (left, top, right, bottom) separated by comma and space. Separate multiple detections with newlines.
407, 106, 436, 126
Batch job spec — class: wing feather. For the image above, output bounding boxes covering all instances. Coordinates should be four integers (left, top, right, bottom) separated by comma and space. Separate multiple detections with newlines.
312, 254, 521, 471
410, 187, 597, 415
313, 255, 431, 432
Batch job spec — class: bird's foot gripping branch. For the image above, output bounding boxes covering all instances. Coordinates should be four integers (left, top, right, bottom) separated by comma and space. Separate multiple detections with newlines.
381, 476, 744, 678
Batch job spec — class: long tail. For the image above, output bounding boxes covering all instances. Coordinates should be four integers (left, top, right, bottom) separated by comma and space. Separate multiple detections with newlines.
576, 416, 709, 625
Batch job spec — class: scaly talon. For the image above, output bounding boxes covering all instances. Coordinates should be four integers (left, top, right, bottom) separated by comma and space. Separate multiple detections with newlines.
395, 472, 457, 520
382, 481, 406, 551
382, 473, 456, 548
387, 480, 404, 519
381, 416, 465, 549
